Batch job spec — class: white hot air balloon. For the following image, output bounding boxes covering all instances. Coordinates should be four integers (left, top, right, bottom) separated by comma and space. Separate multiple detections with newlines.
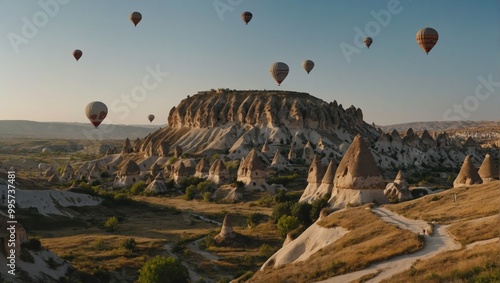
416, 27, 439, 54
85, 101, 108, 128
148, 114, 155, 123
302, 60, 314, 74
269, 62, 289, 86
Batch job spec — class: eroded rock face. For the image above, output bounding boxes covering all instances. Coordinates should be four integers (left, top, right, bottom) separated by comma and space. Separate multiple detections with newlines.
140, 90, 375, 157
453, 155, 482, 187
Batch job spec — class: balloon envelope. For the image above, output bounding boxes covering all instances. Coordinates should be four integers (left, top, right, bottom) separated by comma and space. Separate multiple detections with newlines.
416, 27, 438, 54
73, 49, 82, 61
148, 114, 155, 122
269, 62, 289, 86
242, 11, 252, 25
302, 60, 314, 74
85, 101, 108, 128
130, 11, 142, 26
363, 37, 373, 48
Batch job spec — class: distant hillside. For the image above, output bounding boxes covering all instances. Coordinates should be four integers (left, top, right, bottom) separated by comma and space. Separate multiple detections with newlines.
380, 121, 499, 133
0, 120, 163, 140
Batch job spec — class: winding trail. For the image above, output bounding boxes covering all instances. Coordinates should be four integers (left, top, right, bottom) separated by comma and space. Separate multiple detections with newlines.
316, 207, 463, 283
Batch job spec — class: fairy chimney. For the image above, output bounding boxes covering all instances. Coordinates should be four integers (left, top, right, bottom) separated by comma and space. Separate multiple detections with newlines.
478, 154, 499, 183
453, 155, 482, 187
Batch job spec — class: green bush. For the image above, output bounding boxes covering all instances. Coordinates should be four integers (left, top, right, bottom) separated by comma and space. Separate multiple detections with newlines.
247, 212, 266, 228
123, 238, 136, 251
277, 215, 299, 238
291, 202, 313, 227
185, 185, 198, 200
272, 202, 294, 223
104, 216, 119, 232
130, 181, 146, 195
138, 256, 189, 283
258, 243, 275, 258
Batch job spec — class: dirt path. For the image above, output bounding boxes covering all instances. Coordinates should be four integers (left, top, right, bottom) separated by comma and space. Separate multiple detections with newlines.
164, 243, 215, 283
316, 207, 462, 283
186, 238, 221, 261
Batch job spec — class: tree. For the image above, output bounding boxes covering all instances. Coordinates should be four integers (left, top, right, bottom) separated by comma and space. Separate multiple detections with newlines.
122, 238, 136, 251
104, 216, 119, 232
138, 256, 189, 283
277, 215, 299, 238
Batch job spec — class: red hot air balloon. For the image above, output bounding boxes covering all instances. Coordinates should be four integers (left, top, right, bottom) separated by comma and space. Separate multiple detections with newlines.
73, 49, 82, 61
269, 62, 289, 86
130, 12, 142, 27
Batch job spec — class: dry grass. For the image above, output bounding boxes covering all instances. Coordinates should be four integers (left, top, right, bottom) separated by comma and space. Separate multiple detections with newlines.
386, 181, 500, 224
381, 242, 500, 283
248, 205, 423, 283
448, 215, 500, 245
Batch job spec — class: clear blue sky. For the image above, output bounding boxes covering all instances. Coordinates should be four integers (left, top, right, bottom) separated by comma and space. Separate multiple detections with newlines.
1, 0, 499, 126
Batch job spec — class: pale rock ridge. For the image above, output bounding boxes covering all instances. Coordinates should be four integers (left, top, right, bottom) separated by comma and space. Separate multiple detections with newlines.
133, 138, 142, 152
453, 155, 482, 187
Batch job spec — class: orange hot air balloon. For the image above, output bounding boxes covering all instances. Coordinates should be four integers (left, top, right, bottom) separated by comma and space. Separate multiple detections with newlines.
416, 27, 439, 54
363, 37, 373, 48
242, 11, 252, 25
130, 11, 142, 27
73, 49, 82, 61
269, 62, 289, 86
148, 114, 155, 122
85, 101, 108, 128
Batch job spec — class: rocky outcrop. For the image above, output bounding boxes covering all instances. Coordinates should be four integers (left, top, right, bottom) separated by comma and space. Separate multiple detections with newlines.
300, 155, 328, 203
145, 173, 168, 194
478, 154, 499, 183
453, 155, 482, 187
207, 159, 230, 184
121, 138, 133, 154
237, 149, 272, 191
195, 157, 210, 178
384, 171, 412, 202
328, 134, 388, 208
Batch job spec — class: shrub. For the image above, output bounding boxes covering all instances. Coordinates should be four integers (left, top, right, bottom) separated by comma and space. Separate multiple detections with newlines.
291, 202, 313, 227
185, 185, 198, 200
22, 237, 42, 251
247, 212, 266, 228
272, 202, 294, 223
258, 244, 275, 258
123, 238, 136, 251
277, 215, 299, 238
104, 216, 119, 232
138, 256, 189, 283
168, 156, 177, 164
130, 181, 147, 195
202, 192, 212, 202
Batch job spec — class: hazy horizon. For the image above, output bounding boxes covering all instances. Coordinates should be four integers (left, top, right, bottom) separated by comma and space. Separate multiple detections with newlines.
1, 1, 499, 126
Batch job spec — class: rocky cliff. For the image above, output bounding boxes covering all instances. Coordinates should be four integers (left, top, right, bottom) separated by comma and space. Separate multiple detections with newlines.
140, 90, 378, 158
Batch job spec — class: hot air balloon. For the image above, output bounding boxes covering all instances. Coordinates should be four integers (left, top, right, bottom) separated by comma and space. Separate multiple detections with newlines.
416, 27, 438, 54
85, 101, 108, 128
130, 11, 142, 27
302, 60, 314, 74
363, 37, 373, 48
269, 62, 289, 86
73, 49, 82, 61
242, 11, 252, 25
148, 114, 155, 123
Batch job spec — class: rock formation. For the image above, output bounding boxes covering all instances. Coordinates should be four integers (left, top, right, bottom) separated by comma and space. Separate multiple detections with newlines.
174, 145, 183, 158
302, 141, 314, 165
328, 134, 388, 208
145, 173, 168, 194
299, 155, 327, 203
195, 157, 210, 178
121, 138, 133, 154
60, 163, 74, 183
214, 213, 236, 243
270, 149, 289, 169
477, 154, 499, 183
207, 159, 229, 184
237, 149, 271, 191
114, 159, 141, 188
172, 162, 188, 183
133, 138, 142, 153
384, 171, 412, 202
453, 155, 482, 187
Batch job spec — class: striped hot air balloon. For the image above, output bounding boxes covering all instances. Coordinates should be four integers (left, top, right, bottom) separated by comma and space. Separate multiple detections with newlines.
269, 62, 289, 86
416, 27, 439, 54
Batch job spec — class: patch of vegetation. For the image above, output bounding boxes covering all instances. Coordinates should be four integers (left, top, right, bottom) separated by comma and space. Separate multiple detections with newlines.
123, 238, 137, 251
268, 173, 300, 186
103, 216, 119, 232
22, 237, 42, 251
138, 256, 189, 283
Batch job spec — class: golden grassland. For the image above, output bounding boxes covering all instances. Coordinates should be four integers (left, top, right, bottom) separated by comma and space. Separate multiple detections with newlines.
381, 242, 500, 283
386, 181, 500, 223
448, 215, 499, 245
248, 205, 423, 283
